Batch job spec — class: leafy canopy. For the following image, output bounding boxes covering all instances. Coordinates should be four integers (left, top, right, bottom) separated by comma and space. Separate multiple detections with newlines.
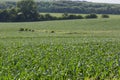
17, 0, 39, 21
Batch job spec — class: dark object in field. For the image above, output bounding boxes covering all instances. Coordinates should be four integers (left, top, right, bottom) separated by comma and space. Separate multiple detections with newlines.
32, 30, 35, 32
51, 31, 55, 33
25, 28, 28, 31
19, 28, 34, 32
29, 29, 31, 31
67, 32, 78, 34
85, 13, 98, 19
19, 28, 24, 31
101, 14, 109, 18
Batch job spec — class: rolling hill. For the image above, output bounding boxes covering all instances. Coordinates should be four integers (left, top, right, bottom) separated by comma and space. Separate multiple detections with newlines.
1, 1, 120, 14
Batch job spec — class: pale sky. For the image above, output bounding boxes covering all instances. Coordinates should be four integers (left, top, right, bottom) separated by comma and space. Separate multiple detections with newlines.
86, 0, 120, 4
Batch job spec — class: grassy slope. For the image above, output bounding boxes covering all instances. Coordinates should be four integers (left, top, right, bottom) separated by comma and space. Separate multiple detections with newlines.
0, 15, 120, 79
0, 15, 120, 38
40, 13, 89, 17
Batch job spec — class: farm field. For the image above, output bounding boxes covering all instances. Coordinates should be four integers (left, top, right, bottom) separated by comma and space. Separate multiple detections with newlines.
40, 13, 63, 17
40, 13, 88, 17
40, 13, 117, 18
0, 15, 120, 79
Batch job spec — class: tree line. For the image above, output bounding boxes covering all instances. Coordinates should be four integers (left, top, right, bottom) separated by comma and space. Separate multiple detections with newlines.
1, 1, 120, 14
38, 1, 120, 14
0, 0, 109, 22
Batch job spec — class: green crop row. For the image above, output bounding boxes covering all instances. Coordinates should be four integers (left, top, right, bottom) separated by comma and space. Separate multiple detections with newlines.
0, 38, 120, 79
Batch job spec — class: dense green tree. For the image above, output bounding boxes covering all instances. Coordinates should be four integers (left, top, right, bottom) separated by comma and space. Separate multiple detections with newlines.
85, 13, 98, 19
101, 14, 109, 18
8, 8, 18, 21
44, 14, 53, 20
62, 13, 69, 19
77, 15, 84, 19
0, 9, 9, 21
17, 0, 39, 21
0, 8, 18, 22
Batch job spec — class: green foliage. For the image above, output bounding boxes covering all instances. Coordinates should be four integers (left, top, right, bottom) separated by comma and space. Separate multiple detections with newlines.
19, 28, 35, 32
37, 1, 120, 14
62, 13, 69, 19
102, 14, 109, 18
1, 1, 120, 14
19, 28, 24, 31
85, 13, 98, 19
0, 11, 84, 22
17, 0, 39, 21
43, 14, 57, 20
0, 0, 119, 22
0, 0, 41, 22
61, 13, 84, 20
51, 30, 55, 33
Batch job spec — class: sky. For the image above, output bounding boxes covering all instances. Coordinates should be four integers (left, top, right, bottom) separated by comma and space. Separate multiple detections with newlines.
86, 0, 120, 4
